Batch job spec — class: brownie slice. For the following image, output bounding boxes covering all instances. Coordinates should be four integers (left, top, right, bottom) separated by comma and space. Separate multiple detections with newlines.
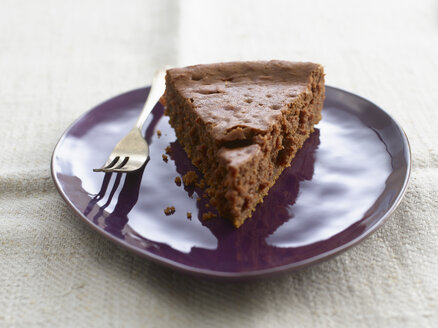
164, 60, 325, 227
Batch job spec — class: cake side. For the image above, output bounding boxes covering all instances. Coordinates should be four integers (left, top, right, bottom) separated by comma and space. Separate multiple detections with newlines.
164, 75, 225, 186
164, 61, 325, 227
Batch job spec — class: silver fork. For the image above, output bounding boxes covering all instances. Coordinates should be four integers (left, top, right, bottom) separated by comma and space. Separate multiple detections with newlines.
93, 68, 167, 173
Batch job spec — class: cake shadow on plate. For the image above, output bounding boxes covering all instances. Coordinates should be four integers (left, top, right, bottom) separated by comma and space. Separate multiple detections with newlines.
161, 129, 321, 270
169, 128, 320, 231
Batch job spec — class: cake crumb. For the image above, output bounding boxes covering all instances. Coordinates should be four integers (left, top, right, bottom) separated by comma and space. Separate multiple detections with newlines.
206, 187, 215, 198
164, 206, 175, 215
174, 176, 181, 186
205, 203, 210, 208
182, 171, 198, 186
165, 146, 172, 154
186, 212, 192, 220
157, 130, 162, 138
202, 212, 216, 221
162, 154, 168, 162
196, 178, 206, 189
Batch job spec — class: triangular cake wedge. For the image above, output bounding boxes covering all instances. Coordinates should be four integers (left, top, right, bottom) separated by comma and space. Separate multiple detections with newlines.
163, 60, 325, 227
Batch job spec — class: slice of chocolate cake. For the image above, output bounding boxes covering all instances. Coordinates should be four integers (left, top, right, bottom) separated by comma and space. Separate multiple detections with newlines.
163, 60, 325, 227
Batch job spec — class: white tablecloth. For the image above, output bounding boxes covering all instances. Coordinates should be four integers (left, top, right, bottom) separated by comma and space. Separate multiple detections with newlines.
1, 0, 437, 326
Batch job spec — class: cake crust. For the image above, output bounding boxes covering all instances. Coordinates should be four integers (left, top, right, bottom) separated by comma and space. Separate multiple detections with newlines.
164, 60, 325, 227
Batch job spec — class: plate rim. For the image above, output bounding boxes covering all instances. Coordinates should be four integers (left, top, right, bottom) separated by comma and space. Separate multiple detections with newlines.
51, 85, 412, 281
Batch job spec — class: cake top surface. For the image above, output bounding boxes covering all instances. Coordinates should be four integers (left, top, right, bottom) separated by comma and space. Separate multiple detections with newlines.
166, 60, 323, 143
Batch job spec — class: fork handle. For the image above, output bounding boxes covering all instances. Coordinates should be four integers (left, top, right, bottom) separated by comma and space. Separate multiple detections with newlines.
135, 67, 168, 130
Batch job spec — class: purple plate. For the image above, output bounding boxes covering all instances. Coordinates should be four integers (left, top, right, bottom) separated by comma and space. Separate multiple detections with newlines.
51, 86, 411, 281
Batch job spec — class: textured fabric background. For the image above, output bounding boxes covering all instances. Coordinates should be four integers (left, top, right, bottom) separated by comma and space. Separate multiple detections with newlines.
1, 0, 437, 327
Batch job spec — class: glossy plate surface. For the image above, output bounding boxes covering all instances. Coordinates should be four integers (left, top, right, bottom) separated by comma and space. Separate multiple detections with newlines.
51, 86, 411, 280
